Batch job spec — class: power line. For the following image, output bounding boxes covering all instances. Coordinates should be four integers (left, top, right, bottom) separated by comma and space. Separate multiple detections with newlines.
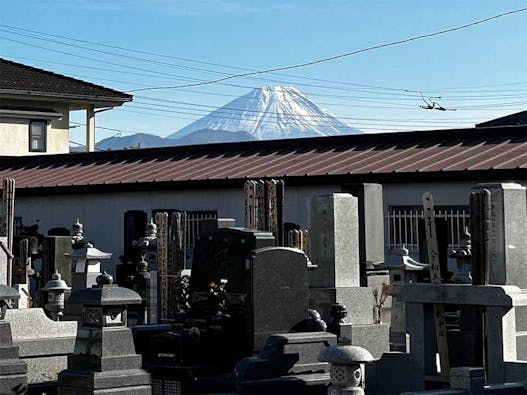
3, 9, 525, 96
2, 48, 525, 104
0, 23, 475, 94
129, 99, 475, 124
129, 7, 527, 91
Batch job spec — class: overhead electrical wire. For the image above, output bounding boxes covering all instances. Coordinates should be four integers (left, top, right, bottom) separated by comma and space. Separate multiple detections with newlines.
126, 7, 527, 91
6, 23, 524, 94
2, 22, 527, 96
4, 9, 525, 136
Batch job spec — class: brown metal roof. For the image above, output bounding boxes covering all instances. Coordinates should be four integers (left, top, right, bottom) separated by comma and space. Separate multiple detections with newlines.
476, 110, 527, 127
0, 126, 525, 194
0, 58, 132, 104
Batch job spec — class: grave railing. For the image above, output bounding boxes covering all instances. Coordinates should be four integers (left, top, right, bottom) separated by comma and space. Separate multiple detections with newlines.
385, 206, 469, 254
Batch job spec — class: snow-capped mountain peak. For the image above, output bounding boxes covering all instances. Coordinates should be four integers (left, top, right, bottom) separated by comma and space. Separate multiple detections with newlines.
168, 86, 361, 140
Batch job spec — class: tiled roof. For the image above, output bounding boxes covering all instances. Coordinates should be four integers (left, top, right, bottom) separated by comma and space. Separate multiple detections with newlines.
0, 58, 132, 103
0, 126, 525, 194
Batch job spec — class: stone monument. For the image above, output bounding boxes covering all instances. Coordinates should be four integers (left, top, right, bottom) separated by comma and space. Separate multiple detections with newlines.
308, 193, 389, 358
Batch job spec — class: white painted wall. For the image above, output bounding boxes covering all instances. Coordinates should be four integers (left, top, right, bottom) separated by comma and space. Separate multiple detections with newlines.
0, 101, 69, 156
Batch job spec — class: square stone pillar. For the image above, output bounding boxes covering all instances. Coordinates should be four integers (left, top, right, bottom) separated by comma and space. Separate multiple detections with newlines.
472, 183, 527, 288
308, 193, 359, 288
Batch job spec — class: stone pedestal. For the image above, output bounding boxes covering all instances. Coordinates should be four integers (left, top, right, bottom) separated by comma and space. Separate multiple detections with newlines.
0, 322, 27, 394
4, 308, 76, 383
58, 273, 151, 394
0, 285, 27, 394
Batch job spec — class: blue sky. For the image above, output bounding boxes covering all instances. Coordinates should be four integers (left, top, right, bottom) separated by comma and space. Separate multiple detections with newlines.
1, 1, 526, 144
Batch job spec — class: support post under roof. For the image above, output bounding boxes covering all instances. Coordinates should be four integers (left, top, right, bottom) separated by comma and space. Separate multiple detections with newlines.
86, 104, 95, 152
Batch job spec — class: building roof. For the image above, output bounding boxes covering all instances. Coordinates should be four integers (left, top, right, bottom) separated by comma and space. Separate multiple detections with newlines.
0, 126, 525, 195
476, 110, 527, 127
0, 58, 132, 107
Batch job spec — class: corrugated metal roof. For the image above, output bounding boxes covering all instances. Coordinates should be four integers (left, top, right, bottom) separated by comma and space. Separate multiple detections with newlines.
0, 58, 132, 103
0, 126, 525, 193
476, 110, 527, 127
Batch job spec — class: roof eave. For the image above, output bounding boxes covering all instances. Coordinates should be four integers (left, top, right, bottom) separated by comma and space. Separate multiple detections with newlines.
10, 168, 525, 197
0, 90, 132, 109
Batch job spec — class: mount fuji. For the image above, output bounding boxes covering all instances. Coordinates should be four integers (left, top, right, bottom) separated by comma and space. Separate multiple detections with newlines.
168, 86, 362, 141
81, 86, 361, 152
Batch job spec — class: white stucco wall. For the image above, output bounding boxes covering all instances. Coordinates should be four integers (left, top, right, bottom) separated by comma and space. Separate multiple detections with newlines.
0, 102, 70, 156
12, 185, 339, 269
8, 179, 524, 272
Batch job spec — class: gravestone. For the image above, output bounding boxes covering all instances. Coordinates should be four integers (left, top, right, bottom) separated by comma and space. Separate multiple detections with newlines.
123, 210, 148, 264
190, 227, 275, 294
42, 236, 72, 288
308, 193, 390, 358
308, 193, 373, 324
249, 247, 310, 349
471, 183, 527, 288
200, 217, 236, 234
184, 229, 310, 368
472, 182, 527, 358
342, 183, 385, 284
308, 193, 359, 289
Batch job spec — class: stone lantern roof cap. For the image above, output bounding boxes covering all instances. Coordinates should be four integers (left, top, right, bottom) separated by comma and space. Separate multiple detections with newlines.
66, 246, 112, 260
43, 271, 71, 291
0, 284, 19, 301
68, 284, 142, 306
318, 345, 374, 364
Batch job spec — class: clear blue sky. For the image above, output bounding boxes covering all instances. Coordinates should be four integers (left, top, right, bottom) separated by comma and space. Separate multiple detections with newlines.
1, 1, 526, 144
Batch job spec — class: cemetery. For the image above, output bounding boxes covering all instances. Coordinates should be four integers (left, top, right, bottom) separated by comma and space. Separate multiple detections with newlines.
0, 174, 526, 395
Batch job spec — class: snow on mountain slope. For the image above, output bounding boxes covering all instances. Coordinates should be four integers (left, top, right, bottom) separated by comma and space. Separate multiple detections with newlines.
168, 86, 362, 140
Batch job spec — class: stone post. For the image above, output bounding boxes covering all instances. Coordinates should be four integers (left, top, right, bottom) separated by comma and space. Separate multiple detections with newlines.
1, 178, 15, 286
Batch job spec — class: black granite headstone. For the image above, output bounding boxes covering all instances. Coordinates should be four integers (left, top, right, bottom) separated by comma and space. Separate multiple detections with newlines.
249, 247, 310, 349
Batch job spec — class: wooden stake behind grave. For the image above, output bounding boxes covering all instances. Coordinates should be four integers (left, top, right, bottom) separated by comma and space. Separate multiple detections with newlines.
470, 189, 491, 377
422, 192, 449, 377
244, 179, 284, 246
1, 178, 15, 286
244, 180, 257, 229
155, 211, 169, 321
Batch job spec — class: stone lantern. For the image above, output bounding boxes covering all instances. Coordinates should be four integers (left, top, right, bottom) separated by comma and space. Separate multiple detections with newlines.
57, 271, 151, 394
67, 244, 112, 292
318, 339, 374, 395
0, 284, 27, 394
43, 271, 71, 321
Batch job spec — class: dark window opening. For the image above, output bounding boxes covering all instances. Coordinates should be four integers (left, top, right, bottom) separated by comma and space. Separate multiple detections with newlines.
29, 120, 47, 152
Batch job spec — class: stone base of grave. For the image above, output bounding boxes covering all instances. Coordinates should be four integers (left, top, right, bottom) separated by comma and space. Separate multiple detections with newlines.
340, 323, 390, 359
235, 332, 336, 394
0, 322, 27, 395
58, 368, 151, 394
4, 308, 77, 383
309, 287, 374, 325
